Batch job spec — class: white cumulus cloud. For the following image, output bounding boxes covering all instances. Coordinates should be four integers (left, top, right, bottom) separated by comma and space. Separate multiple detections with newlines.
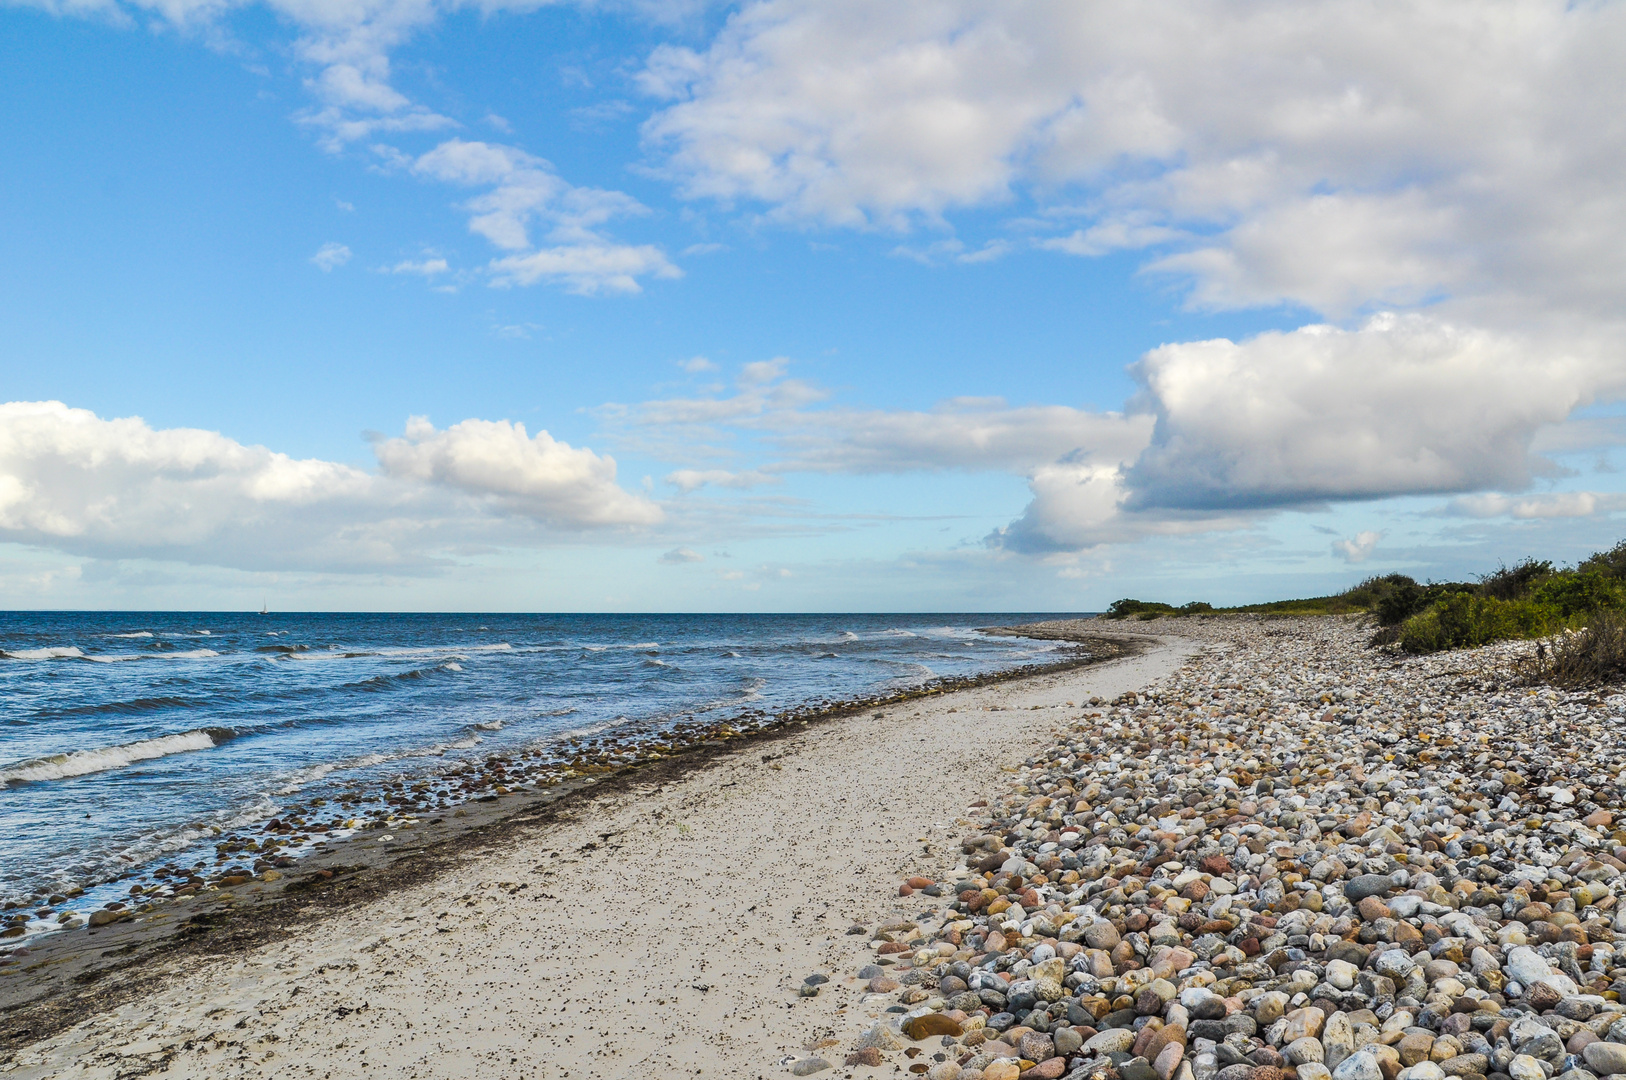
641, 0, 1626, 330
1445, 492, 1626, 520
373, 415, 662, 527
0, 401, 661, 571
1332, 530, 1384, 564
1126, 314, 1615, 510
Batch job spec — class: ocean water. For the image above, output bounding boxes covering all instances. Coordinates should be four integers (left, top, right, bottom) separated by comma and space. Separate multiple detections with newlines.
0, 612, 1086, 912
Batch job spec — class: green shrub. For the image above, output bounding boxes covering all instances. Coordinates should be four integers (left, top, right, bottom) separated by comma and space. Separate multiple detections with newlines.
1104, 599, 1177, 619
1372, 576, 1423, 626
1578, 540, 1626, 580
1532, 570, 1626, 617
1477, 559, 1553, 601
1398, 594, 1560, 654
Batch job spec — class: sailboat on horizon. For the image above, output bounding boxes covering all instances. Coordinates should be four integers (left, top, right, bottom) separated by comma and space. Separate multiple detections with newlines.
258, 600, 268, 615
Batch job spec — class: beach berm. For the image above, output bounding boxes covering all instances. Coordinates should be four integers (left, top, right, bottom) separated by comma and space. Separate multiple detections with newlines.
817, 617, 1626, 1080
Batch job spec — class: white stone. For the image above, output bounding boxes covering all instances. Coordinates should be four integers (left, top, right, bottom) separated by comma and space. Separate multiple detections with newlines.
1507, 946, 1581, 996
1327, 959, 1359, 990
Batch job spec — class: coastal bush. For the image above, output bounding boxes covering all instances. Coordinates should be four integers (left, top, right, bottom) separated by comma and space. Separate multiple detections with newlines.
1387, 538, 1626, 659
1477, 558, 1553, 601
1579, 539, 1626, 579
1397, 594, 1560, 653
1531, 569, 1626, 616
1104, 599, 1179, 619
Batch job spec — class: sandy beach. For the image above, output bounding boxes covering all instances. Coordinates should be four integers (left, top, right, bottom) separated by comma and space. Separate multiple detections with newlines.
0, 627, 1193, 1078
13, 613, 1626, 1080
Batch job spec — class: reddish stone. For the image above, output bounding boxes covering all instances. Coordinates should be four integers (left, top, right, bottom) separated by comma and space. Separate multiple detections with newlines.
1357, 896, 1393, 921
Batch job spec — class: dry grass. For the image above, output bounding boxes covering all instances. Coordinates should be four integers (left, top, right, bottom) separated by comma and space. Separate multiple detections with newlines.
1546, 612, 1626, 686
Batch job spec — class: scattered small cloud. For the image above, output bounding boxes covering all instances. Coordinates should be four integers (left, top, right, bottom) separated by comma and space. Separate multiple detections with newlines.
383, 257, 449, 276
310, 242, 352, 271
1039, 220, 1186, 258
679, 356, 718, 373
660, 546, 704, 563
491, 322, 543, 340
335, 199, 355, 212
569, 99, 636, 130
1332, 530, 1384, 563
681, 242, 727, 256
891, 238, 1012, 266
1444, 492, 1626, 520
411, 138, 681, 294
484, 113, 513, 133
664, 468, 778, 493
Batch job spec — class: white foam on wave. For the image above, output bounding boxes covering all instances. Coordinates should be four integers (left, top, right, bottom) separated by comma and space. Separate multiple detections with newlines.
288, 642, 510, 662
444, 662, 464, 671
111, 631, 153, 639
0, 729, 225, 784
2, 646, 86, 660
84, 648, 221, 663
105, 795, 278, 874
273, 753, 391, 795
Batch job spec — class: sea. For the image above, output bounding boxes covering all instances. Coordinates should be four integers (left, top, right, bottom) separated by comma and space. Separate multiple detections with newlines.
0, 612, 1088, 920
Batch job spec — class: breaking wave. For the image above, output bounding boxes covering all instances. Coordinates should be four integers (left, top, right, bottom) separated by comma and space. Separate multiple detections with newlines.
1, 728, 236, 785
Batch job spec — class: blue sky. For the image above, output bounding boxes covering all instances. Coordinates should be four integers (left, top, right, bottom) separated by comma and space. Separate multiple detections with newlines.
2, 0, 1625, 611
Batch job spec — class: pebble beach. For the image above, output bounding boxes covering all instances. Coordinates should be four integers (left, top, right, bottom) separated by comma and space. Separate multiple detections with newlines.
5, 615, 1626, 1080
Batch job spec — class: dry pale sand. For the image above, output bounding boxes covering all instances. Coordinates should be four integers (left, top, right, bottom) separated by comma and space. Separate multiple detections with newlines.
3, 631, 1197, 1080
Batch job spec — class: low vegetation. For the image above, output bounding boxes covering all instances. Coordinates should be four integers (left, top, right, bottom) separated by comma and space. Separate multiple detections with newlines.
1104, 539, 1626, 677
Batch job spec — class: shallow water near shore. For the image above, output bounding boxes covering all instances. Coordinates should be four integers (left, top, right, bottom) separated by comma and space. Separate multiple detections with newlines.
0, 612, 1087, 910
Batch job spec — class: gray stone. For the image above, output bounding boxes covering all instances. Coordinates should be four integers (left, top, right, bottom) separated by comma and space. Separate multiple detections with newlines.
1507, 948, 1580, 997
1398, 1065, 1446, 1080
1323, 1011, 1356, 1071
791, 1058, 831, 1076
1088, 1029, 1140, 1055
1286, 1038, 1327, 1065
1346, 876, 1395, 902
1509, 1055, 1547, 1080
1334, 1051, 1384, 1080
1582, 1044, 1626, 1077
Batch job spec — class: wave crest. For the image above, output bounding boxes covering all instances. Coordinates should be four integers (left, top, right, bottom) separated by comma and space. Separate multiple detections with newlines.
0, 728, 235, 785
